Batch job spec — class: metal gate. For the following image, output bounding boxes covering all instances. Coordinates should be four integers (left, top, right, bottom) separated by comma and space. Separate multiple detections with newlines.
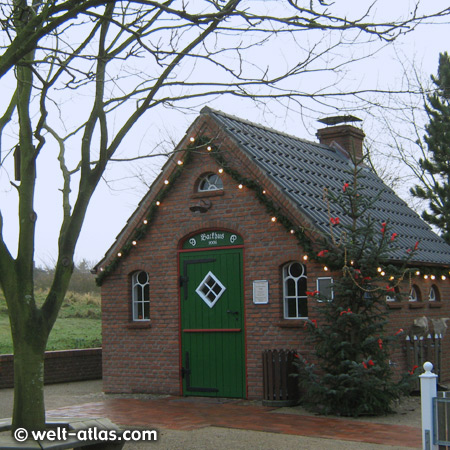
433, 392, 450, 449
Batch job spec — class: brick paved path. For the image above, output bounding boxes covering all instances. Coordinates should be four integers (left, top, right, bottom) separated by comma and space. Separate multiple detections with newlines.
48, 396, 422, 448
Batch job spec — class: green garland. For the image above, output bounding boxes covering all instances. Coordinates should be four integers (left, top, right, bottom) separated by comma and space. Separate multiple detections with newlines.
96, 136, 316, 285
96, 136, 450, 286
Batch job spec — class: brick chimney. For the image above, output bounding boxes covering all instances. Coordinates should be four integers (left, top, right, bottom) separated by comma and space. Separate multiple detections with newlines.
316, 116, 365, 163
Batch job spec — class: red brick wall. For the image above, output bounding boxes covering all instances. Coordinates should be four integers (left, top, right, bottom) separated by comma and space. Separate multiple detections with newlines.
0, 348, 102, 389
101, 141, 450, 399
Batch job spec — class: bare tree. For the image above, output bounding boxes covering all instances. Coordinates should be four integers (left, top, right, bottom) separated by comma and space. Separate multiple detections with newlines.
0, 0, 449, 433
363, 51, 438, 211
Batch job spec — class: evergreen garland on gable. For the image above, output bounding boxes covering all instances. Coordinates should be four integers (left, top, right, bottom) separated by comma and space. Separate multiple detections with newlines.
96, 136, 447, 285
96, 137, 316, 285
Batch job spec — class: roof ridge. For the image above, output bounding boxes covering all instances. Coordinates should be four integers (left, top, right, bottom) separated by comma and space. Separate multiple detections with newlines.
201, 106, 326, 150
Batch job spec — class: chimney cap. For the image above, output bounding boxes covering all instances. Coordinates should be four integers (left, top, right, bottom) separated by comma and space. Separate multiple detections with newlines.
318, 115, 362, 126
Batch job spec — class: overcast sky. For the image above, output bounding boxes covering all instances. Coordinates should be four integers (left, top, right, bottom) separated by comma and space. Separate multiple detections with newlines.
1, 1, 450, 267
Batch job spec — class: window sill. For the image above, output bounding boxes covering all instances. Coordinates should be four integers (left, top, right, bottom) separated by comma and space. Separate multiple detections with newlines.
277, 320, 307, 328
429, 302, 442, 308
127, 322, 152, 329
386, 302, 403, 309
192, 190, 224, 199
408, 302, 425, 309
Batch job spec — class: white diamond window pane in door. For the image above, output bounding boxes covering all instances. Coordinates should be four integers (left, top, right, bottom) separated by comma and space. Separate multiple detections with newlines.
196, 271, 226, 308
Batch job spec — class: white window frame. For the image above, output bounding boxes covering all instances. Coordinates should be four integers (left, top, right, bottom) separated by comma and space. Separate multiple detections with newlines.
132, 271, 150, 321
283, 262, 308, 319
429, 285, 439, 302
409, 285, 420, 302
195, 271, 226, 308
316, 277, 334, 302
386, 287, 399, 302
198, 173, 223, 192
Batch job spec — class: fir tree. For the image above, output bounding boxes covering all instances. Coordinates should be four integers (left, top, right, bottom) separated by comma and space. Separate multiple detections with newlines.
297, 159, 415, 417
411, 52, 450, 244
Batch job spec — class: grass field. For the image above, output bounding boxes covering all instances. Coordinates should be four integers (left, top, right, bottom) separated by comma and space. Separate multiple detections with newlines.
0, 290, 101, 354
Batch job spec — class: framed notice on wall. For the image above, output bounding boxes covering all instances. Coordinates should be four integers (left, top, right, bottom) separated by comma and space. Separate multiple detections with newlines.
253, 280, 269, 304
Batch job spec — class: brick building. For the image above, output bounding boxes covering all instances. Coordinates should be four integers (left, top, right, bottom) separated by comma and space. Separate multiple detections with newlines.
95, 107, 450, 399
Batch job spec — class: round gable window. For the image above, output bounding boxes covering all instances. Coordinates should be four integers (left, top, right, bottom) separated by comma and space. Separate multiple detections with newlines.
198, 173, 223, 192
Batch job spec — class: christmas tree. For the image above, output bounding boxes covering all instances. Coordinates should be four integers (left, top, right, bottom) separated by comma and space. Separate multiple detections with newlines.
411, 52, 450, 244
297, 155, 416, 416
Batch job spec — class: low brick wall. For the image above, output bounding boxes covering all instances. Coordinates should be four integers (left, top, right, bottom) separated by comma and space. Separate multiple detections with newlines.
0, 348, 102, 389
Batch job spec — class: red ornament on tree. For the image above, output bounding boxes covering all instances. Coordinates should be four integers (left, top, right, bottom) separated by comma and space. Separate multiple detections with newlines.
306, 290, 319, 296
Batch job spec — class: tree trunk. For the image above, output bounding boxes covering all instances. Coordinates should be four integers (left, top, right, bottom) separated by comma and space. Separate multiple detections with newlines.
12, 338, 46, 431
7, 287, 49, 431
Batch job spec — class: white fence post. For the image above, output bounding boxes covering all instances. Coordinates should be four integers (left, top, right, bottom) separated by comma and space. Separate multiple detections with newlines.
420, 361, 438, 450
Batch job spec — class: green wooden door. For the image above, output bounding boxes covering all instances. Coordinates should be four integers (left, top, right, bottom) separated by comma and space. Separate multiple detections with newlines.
180, 248, 245, 398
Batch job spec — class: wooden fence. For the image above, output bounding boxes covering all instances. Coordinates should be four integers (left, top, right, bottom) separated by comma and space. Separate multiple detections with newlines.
262, 349, 299, 406
405, 334, 442, 390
